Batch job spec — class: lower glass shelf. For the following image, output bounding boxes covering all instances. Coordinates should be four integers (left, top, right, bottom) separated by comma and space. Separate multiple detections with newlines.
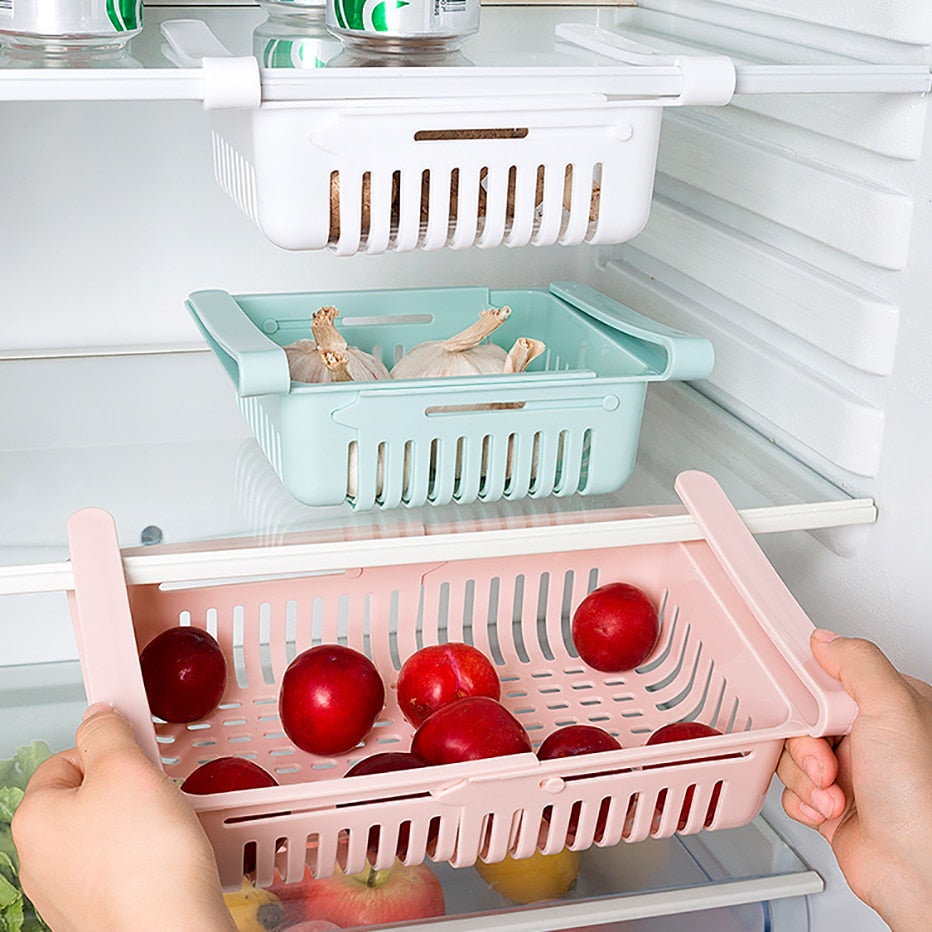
0, 659, 818, 931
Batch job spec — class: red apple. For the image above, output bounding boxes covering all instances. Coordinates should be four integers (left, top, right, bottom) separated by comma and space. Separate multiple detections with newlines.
180, 757, 278, 794
646, 721, 724, 831
536, 724, 622, 760
397, 642, 501, 727
279, 644, 385, 756
270, 860, 444, 928
571, 582, 659, 673
139, 626, 227, 723
411, 696, 532, 764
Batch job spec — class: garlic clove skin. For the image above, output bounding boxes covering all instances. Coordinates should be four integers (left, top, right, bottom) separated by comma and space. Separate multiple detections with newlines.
390, 306, 512, 380
284, 338, 328, 384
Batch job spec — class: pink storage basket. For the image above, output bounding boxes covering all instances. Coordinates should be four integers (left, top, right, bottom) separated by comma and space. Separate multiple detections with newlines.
65, 471, 856, 891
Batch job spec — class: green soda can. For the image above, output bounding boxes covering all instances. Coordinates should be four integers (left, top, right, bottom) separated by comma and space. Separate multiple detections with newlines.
0, 0, 142, 50
327, 0, 479, 52
254, 1, 340, 69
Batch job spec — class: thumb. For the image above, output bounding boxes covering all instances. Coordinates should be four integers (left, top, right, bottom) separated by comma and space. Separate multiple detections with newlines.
810, 630, 907, 714
74, 704, 147, 776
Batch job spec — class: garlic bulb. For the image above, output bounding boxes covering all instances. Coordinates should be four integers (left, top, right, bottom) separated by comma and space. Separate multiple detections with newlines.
390, 306, 512, 379
312, 306, 391, 382
283, 338, 329, 384
283, 305, 390, 384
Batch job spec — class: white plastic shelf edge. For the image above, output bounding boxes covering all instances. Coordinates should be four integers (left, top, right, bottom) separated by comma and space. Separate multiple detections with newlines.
380, 873, 824, 932
0, 498, 877, 596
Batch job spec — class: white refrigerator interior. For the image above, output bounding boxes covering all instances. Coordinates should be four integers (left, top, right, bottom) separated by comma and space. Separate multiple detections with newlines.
1, 1, 931, 930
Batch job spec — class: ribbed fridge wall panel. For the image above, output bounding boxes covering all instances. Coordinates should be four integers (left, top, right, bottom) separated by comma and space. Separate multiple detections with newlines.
729, 94, 928, 161
602, 256, 886, 478
613, 6, 931, 159
655, 113, 913, 270
629, 197, 899, 375
632, 0, 932, 45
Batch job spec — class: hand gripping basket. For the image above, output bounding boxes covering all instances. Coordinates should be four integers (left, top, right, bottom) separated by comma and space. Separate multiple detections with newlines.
185, 281, 715, 510
66, 471, 856, 891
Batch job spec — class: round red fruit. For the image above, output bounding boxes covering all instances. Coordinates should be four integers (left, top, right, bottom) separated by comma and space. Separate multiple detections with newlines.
180, 757, 278, 794
646, 721, 724, 831
571, 582, 659, 673
646, 722, 722, 746
344, 751, 428, 778
397, 642, 500, 728
536, 724, 622, 760
139, 626, 227, 723
411, 696, 532, 765
279, 644, 385, 756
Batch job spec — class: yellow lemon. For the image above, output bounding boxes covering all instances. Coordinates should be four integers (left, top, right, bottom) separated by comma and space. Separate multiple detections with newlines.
475, 847, 581, 904
223, 876, 286, 932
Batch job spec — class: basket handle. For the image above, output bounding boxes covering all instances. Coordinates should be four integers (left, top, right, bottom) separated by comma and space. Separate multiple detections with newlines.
675, 470, 858, 737
549, 281, 714, 382
66, 509, 162, 767
186, 289, 292, 397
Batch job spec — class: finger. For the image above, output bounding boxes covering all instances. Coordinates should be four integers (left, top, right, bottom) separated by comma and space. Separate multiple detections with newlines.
776, 743, 844, 822
74, 705, 147, 776
810, 631, 910, 714
780, 734, 839, 790
17, 748, 84, 796
781, 785, 829, 829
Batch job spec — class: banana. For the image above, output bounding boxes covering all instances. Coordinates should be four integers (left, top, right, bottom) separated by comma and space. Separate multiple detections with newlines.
223, 876, 286, 932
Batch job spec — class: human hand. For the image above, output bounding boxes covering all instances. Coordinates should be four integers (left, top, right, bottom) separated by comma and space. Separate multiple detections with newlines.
777, 629, 932, 932
11, 704, 236, 932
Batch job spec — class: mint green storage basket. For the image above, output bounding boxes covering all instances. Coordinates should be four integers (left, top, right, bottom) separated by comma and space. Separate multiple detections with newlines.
186, 282, 713, 510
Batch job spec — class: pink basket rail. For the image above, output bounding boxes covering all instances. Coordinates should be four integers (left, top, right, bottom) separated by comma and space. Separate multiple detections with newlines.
65, 471, 856, 890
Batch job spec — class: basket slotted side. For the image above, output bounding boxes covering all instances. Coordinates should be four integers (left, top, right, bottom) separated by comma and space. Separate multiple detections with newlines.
216, 285, 660, 510
211, 102, 664, 255
121, 537, 804, 888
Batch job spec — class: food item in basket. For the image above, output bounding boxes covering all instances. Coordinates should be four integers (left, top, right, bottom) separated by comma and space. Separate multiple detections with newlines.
411, 695, 532, 764
390, 305, 512, 379
344, 751, 431, 862
139, 626, 227, 723
536, 725, 622, 841
223, 876, 286, 932
180, 757, 279, 794
571, 582, 659, 673
344, 750, 429, 777
270, 860, 444, 928
474, 846, 581, 904
278, 644, 385, 756
284, 306, 390, 384
536, 724, 622, 760
329, 171, 401, 243
396, 642, 501, 727
646, 721, 724, 831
